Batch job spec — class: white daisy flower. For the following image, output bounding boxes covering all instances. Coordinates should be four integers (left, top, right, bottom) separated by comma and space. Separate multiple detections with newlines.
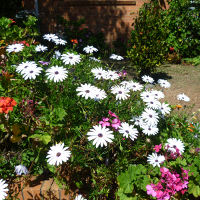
120, 81, 143, 91
35, 44, 48, 52
16, 61, 37, 73
118, 122, 138, 141
20, 65, 42, 80
54, 50, 61, 59
83, 45, 98, 54
75, 194, 87, 200
91, 67, 107, 80
6, 43, 24, 53
147, 153, 165, 167
165, 138, 185, 154
142, 75, 154, 84
89, 57, 100, 62
47, 143, 71, 166
93, 88, 107, 100
43, 33, 58, 41
0, 179, 8, 200
141, 108, 159, 126
151, 90, 165, 100
130, 116, 146, 128
15, 165, 29, 175
46, 66, 68, 82
111, 85, 130, 100
141, 125, 159, 136
110, 54, 124, 60
87, 125, 114, 148
140, 91, 155, 102
177, 93, 190, 102
53, 38, 67, 45
129, 81, 143, 91
104, 70, 120, 80
61, 53, 81, 65
158, 102, 171, 115
76, 83, 97, 99
158, 79, 171, 88
146, 99, 161, 110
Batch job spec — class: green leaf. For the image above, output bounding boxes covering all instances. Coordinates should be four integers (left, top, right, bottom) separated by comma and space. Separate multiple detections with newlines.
116, 188, 137, 200
29, 133, 51, 145
54, 107, 67, 121
47, 163, 56, 173
188, 184, 200, 197
117, 172, 133, 194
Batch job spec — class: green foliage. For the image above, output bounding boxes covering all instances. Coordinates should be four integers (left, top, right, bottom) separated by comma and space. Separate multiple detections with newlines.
127, 0, 168, 75
187, 157, 200, 197
184, 56, 200, 66
0, 15, 39, 47
164, 0, 200, 58
116, 164, 151, 199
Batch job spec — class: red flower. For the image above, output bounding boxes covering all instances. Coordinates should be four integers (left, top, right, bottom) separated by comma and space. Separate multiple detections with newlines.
170, 47, 174, 51
9, 18, 16, 23
0, 97, 17, 114
71, 39, 78, 44
12, 40, 29, 47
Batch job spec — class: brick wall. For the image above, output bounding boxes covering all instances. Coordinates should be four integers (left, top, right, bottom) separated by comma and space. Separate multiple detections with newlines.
22, 0, 167, 43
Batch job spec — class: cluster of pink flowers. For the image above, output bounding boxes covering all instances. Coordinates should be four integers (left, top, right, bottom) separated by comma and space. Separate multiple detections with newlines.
118, 70, 127, 77
99, 110, 121, 130
146, 167, 189, 200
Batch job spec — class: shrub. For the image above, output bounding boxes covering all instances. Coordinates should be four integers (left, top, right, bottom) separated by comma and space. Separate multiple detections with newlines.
127, 0, 168, 75
164, 0, 200, 58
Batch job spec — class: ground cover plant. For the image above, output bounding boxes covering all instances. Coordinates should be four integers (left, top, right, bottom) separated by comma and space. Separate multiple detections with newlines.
0, 16, 200, 200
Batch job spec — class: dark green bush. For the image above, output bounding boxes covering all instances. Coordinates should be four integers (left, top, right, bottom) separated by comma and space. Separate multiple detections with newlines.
127, 0, 168, 75
164, 0, 200, 58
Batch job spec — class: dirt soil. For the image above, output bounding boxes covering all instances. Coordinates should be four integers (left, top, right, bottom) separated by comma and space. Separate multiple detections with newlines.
120, 61, 200, 118
153, 64, 200, 116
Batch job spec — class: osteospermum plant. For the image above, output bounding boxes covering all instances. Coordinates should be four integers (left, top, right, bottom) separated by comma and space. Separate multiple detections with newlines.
0, 16, 199, 200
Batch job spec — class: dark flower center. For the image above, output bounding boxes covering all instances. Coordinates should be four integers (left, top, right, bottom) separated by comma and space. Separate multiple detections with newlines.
30, 70, 34, 73
119, 91, 122, 94
149, 114, 153, 118
98, 133, 103, 137
85, 90, 90, 93
155, 159, 158, 162
56, 152, 61, 157
173, 145, 176, 148
148, 127, 151, 131
24, 66, 28, 68
125, 130, 129, 134
55, 71, 59, 75
69, 56, 73, 59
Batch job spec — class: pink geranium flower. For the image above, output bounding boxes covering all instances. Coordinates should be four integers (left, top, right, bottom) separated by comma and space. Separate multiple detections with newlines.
108, 110, 118, 118
111, 118, 121, 130
146, 185, 157, 197
99, 117, 110, 127
154, 144, 162, 152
